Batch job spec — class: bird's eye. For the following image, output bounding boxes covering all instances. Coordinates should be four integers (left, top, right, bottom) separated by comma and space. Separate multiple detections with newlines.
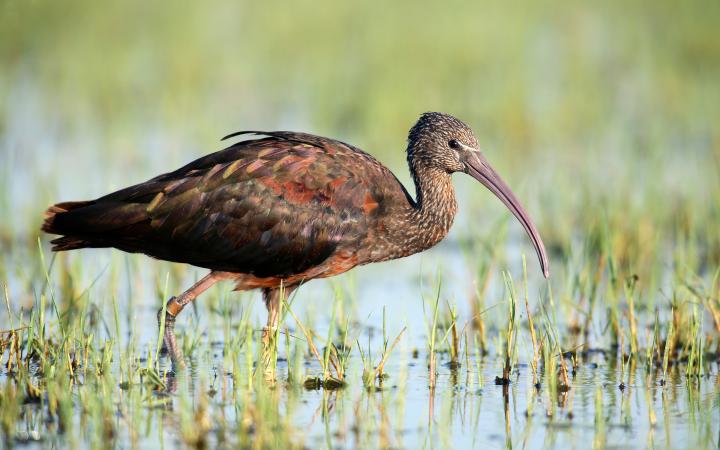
448, 139, 460, 149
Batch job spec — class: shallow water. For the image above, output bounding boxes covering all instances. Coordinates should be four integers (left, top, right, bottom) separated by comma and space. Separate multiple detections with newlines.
2, 251, 719, 449
2, 135, 718, 448
2, 46, 719, 448
6, 336, 720, 450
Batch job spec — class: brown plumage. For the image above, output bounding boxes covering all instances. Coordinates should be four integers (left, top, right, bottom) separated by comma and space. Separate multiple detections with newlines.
42, 112, 549, 366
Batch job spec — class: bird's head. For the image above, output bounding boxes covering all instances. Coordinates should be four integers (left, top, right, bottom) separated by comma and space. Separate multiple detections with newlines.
407, 112, 550, 278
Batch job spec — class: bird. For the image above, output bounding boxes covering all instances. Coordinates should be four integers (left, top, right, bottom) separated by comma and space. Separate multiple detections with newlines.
42, 112, 549, 365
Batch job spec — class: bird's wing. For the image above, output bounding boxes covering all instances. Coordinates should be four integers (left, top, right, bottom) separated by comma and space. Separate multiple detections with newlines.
44, 132, 412, 277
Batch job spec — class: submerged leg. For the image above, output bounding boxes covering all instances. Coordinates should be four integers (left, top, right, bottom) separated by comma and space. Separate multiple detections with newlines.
157, 271, 228, 368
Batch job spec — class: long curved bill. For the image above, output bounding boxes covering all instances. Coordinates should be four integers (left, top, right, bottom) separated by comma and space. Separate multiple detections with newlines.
465, 152, 550, 278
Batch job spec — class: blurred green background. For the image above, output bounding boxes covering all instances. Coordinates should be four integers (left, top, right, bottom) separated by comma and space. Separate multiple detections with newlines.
1, 0, 719, 275
1, 4, 719, 447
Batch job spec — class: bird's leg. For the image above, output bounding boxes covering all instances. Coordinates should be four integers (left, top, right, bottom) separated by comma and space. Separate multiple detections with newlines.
261, 285, 295, 378
261, 285, 296, 344
263, 289, 279, 346
157, 271, 227, 368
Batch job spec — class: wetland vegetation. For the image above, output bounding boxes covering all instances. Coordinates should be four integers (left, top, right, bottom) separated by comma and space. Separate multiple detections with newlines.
1, 0, 719, 448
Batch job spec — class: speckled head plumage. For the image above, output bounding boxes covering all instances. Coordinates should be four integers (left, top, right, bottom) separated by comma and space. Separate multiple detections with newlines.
405, 111, 550, 278
407, 112, 480, 173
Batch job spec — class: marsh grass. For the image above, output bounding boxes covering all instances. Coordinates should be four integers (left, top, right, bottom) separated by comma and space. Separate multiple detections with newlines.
357, 309, 406, 389
424, 281, 442, 389
495, 271, 518, 385
445, 302, 460, 369
283, 293, 348, 390
1, 1, 720, 447
1, 236, 719, 448
522, 256, 540, 387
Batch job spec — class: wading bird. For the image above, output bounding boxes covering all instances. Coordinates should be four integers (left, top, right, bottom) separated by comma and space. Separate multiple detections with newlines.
42, 112, 549, 364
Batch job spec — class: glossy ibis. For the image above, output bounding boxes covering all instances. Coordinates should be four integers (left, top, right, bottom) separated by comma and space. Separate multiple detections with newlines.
42, 112, 549, 364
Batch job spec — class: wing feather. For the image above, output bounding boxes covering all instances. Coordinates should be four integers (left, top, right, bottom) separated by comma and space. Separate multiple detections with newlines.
43, 133, 412, 278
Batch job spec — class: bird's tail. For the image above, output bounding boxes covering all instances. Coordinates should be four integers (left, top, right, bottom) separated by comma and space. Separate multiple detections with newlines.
42, 200, 101, 251
42, 198, 151, 252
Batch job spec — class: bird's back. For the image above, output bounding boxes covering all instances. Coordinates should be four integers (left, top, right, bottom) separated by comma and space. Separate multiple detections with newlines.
42, 131, 414, 278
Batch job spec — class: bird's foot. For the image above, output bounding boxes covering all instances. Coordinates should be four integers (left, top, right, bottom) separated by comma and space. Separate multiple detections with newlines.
157, 302, 186, 371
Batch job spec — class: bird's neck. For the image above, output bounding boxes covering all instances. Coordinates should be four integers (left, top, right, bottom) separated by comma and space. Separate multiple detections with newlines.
362, 159, 458, 264
400, 163, 458, 255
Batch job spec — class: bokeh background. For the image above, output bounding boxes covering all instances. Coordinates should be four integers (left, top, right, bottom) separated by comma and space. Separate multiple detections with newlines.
1, 0, 719, 325
0, 0, 720, 248
2, 0, 718, 214
1, 2, 720, 448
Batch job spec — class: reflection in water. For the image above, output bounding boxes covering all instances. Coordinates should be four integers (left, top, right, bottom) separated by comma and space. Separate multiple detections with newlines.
503, 385, 512, 450
2, 251, 719, 450
3, 324, 719, 449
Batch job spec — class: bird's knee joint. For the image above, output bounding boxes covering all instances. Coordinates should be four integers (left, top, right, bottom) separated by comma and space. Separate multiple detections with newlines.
157, 297, 183, 325
166, 296, 184, 316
